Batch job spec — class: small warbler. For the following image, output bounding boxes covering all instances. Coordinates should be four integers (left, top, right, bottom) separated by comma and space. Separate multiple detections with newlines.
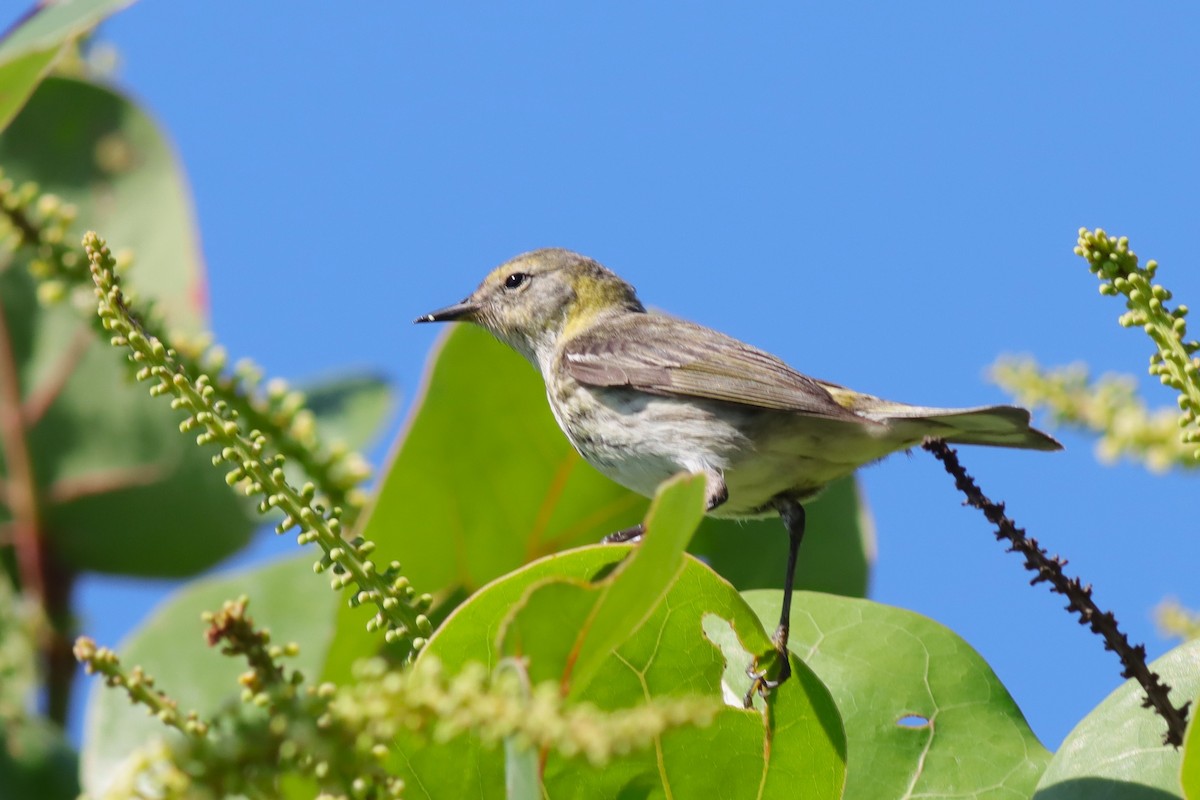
416, 248, 1060, 705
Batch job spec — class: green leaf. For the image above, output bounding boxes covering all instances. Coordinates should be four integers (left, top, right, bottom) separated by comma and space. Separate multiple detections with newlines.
79, 554, 338, 796
498, 659, 541, 800
324, 324, 871, 679
0, 77, 259, 577
0, 0, 137, 131
742, 590, 1051, 799
0, 0, 136, 62
504, 737, 540, 800
502, 472, 707, 697
1184, 694, 1200, 799
0, 44, 62, 133
0, 716, 80, 800
393, 475, 846, 799
1033, 639, 1200, 800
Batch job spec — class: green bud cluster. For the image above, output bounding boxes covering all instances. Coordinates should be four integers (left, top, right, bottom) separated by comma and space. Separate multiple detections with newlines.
200, 597, 404, 799
73, 636, 209, 738
1155, 598, 1200, 644
0, 171, 86, 306
1077, 228, 1200, 460
173, 335, 374, 524
77, 625, 715, 799
83, 232, 431, 651
335, 657, 719, 768
992, 358, 1196, 473
76, 596, 405, 800
0, 573, 40, 723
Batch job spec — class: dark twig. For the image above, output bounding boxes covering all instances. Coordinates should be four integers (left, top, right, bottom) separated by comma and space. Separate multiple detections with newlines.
922, 437, 1190, 747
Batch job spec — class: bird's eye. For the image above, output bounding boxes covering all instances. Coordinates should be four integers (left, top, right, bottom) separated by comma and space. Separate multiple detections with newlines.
504, 272, 529, 290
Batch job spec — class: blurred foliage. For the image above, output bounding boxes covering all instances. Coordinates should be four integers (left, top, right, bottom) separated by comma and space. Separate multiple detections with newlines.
994, 360, 1197, 474
0, 4, 1196, 799
994, 230, 1200, 474
1157, 599, 1200, 644
0, 0, 134, 130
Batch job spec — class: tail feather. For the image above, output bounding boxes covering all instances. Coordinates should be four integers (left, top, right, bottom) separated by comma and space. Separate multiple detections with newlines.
866, 402, 1062, 451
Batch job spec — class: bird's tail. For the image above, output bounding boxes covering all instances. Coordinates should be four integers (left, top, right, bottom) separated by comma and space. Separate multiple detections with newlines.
868, 402, 1062, 451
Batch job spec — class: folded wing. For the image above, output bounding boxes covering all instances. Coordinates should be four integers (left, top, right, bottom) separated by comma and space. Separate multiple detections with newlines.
560, 313, 866, 422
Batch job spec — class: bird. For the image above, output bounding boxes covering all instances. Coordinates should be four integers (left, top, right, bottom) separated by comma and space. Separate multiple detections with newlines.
415, 247, 1061, 706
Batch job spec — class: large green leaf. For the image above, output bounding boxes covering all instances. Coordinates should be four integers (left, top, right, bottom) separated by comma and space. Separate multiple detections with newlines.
324, 324, 871, 680
0, 45, 62, 134
0, 77, 257, 576
79, 554, 339, 797
1184, 694, 1200, 799
1033, 639, 1200, 800
394, 475, 847, 799
0, 716, 80, 800
742, 590, 1051, 799
0, 0, 137, 131
501, 473, 708, 698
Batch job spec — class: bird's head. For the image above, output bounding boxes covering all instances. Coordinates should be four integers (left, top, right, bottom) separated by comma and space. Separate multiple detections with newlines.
415, 248, 644, 367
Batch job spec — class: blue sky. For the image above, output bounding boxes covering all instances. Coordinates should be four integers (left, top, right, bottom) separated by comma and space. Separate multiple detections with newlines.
67, 3, 1200, 748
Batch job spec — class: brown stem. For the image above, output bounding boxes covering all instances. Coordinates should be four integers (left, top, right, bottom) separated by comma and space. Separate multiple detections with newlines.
922, 438, 1191, 747
45, 462, 168, 505
0, 294, 44, 602
0, 276, 79, 727
42, 546, 77, 726
22, 325, 93, 427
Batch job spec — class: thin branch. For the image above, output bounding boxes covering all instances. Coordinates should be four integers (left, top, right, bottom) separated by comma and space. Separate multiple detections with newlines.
0, 296, 44, 602
21, 324, 94, 428
44, 462, 169, 505
922, 437, 1190, 746
42, 548, 76, 726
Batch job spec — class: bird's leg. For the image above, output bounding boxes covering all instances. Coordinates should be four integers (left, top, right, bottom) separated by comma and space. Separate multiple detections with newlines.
603, 471, 727, 544
744, 497, 805, 708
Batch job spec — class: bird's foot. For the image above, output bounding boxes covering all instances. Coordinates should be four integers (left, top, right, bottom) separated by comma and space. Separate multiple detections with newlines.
741, 641, 792, 708
602, 523, 645, 544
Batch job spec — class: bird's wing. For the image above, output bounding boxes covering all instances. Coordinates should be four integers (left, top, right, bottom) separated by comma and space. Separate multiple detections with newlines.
559, 313, 864, 421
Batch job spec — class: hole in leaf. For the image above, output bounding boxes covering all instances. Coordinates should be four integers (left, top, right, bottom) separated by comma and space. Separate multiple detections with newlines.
896, 714, 931, 729
700, 614, 754, 708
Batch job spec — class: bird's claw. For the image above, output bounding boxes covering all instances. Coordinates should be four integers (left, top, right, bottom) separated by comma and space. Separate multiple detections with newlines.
741, 649, 792, 709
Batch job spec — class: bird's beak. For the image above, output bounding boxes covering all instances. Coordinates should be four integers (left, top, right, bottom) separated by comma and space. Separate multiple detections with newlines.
414, 299, 479, 324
